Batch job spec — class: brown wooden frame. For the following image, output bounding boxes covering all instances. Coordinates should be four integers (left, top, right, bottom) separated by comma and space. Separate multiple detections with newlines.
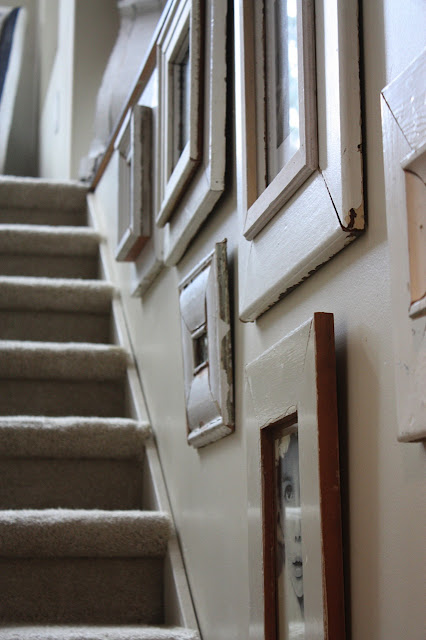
247, 313, 345, 639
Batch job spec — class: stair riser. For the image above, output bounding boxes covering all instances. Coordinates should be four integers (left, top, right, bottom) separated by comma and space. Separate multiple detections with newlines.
0, 311, 111, 343
0, 254, 99, 279
0, 458, 144, 510
0, 557, 163, 624
0, 380, 125, 417
0, 208, 87, 226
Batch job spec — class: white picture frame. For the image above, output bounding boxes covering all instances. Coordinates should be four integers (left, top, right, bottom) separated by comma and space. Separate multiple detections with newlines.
156, 0, 202, 228
115, 104, 153, 262
381, 49, 426, 442
235, 0, 364, 321
246, 313, 345, 640
160, 0, 228, 267
178, 239, 234, 448
244, 0, 318, 240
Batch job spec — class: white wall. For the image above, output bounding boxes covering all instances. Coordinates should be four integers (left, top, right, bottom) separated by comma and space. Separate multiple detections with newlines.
94, 1, 426, 638
3, 0, 39, 176
39, 0, 75, 179
39, 0, 118, 179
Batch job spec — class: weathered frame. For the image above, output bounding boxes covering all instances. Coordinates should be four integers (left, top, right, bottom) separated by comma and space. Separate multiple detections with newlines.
115, 105, 152, 262
156, 0, 202, 228
381, 49, 426, 441
162, 0, 227, 266
178, 240, 234, 448
244, 0, 318, 240
235, 0, 364, 321
246, 313, 345, 639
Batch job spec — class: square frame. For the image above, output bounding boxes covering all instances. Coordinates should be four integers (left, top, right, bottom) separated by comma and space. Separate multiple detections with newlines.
235, 0, 364, 321
114, 104, 152, 262
246, 313, 345, 639
156, 0, 202, 228
381, 49, 426, 441
178, 239, 234, 448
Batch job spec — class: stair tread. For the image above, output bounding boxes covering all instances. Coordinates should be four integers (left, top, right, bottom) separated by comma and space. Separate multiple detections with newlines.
0, 341, 128, 380
0, 177, 87, 211
0, 276, 114, 313
0, 225, 100, 256
0, 509, 172, 557
0, 416, 151, 457
0, 625, 199, 640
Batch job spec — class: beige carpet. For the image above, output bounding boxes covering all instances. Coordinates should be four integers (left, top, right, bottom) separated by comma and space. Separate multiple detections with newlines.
0, 178, 199, 640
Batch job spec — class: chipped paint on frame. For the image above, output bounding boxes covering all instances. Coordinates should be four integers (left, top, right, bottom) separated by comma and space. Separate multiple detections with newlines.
178, 239, 234, 448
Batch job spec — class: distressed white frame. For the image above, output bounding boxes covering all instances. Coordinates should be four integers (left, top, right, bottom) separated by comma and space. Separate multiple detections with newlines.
235, 0, 364, 321
381, 49, 426, 442
245, 313, 345, 640
130, 70, 166, 298
179, 240, 234, 448
115, 105, 152, 262
244, 0, 318, 240
161, 0, 227, 266
156, 0, 201, 228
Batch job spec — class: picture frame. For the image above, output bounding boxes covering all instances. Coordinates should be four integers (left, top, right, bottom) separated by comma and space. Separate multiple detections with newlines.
130, 70, 166, 298
246, 313, 345, 639
156, 0, 202, 228
243, 0, 318, 240
161, 0, 228, 267
178, 239, 234, 448
235, 0, 364, 321
381, 49, 426, 442
114, 104, 153, 262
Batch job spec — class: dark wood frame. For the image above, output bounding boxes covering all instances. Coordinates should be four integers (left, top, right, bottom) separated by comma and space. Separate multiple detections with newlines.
250, 313, 345, 639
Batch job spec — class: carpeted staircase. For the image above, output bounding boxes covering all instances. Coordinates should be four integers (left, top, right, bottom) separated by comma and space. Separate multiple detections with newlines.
0, 177, 199, 640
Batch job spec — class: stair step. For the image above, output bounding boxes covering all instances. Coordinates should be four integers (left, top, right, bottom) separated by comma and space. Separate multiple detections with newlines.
0, 225, 100, 256
0, 277, 114, 313
0, 509, 172, 557
0, 342, 128, 416
0, 626, 200, 640
0, 277, 114, 342
0, 341, 128, 380
0, 225, 100, 278
0, 177, 87, 212
0, 457, 145, 510
0, 511, 170, 623
0, 557, 164, 624
0, 417, 150, 457
0, 418, 151, 510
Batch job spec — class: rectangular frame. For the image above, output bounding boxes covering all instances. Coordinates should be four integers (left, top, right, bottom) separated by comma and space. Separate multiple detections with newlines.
115, 104, 152, 262
156, 0, 202, 228
235, 0, 364, 321
244, 0, 318, 240
161, 0, 228, 266
381, 49, 426, 441
246, 313, 345, 639
178, 239, 234, 448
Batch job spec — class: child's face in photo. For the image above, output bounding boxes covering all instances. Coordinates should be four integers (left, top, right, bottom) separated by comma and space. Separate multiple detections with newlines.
280, 433, 303, 599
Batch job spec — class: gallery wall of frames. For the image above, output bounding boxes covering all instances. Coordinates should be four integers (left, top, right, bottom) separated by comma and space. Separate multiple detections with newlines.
90, 0, 425, 638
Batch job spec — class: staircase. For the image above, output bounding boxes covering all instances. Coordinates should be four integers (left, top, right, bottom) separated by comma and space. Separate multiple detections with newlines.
0, 177, 199, 640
